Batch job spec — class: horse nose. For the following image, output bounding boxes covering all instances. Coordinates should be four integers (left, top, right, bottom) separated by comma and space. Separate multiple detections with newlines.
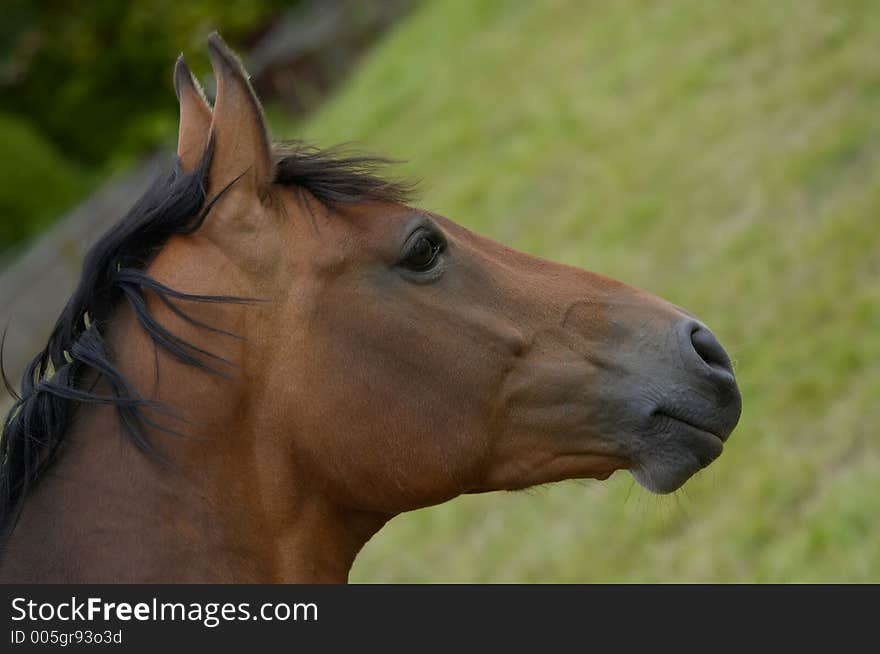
680, 321, 735, 378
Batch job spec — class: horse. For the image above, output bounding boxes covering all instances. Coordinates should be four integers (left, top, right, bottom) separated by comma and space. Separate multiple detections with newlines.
0, 33, 741, 583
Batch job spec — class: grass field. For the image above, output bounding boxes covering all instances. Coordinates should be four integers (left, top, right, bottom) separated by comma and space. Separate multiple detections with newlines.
284, 0, 880, 582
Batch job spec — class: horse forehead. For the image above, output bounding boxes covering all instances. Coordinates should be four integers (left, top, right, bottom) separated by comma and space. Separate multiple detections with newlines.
341, 201, 415, 230
294, 200, 418, 248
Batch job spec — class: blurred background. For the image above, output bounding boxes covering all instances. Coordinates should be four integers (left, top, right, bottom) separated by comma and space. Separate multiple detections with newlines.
1, 0, 877, 581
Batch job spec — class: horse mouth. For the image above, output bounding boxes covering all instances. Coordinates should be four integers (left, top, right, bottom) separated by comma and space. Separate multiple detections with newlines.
628, 407, 731, 494
653, 409, 728, 444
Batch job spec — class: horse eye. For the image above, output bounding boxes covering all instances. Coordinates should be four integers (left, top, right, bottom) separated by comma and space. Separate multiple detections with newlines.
402, 235, 441, 271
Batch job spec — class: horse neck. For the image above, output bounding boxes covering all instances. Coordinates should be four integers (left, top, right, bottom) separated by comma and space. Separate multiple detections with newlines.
0, 306, 386, 583
1, 402, 258, 582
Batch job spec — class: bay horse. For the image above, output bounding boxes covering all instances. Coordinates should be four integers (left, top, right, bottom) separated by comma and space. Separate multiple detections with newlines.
0, 34, 741, 582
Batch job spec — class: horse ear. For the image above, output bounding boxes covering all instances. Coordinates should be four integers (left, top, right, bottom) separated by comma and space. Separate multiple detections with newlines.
174, 54, 212, 173
206, 32, 273, 198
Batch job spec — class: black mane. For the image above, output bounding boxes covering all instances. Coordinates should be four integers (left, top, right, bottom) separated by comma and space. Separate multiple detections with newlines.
0, 140, 414, 540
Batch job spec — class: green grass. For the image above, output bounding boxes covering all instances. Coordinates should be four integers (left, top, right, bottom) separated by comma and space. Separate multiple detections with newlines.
280, 0, 880, 581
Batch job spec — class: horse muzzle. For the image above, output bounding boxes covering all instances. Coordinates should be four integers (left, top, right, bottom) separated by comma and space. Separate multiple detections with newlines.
625, 317, 742, 493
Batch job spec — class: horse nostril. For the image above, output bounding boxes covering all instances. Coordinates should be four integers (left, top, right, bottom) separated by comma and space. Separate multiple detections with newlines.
690, 326, 734, 375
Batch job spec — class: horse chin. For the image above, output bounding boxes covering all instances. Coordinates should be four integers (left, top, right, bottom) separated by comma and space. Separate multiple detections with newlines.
629, 425, 724, 494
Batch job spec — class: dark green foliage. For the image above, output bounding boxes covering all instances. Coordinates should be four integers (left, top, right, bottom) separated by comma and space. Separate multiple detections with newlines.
0, 0, 290, 253
0, 113, 84, 250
